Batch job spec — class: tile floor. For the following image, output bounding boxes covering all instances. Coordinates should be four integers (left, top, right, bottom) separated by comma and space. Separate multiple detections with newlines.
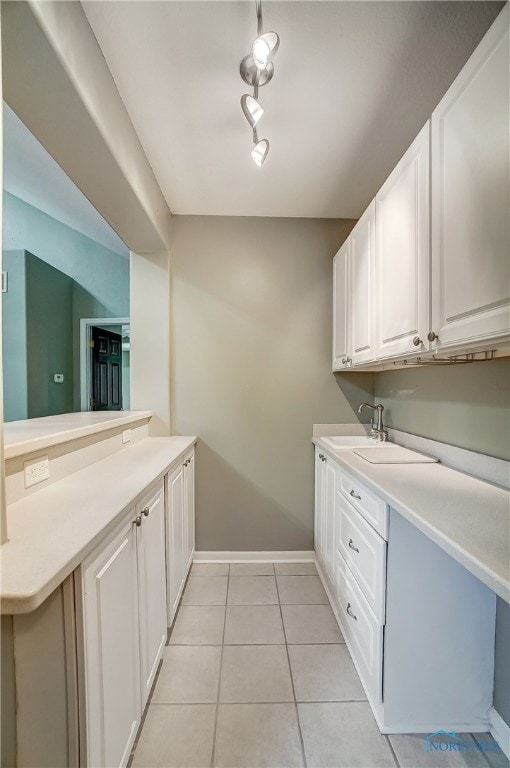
130, 562, 509, 768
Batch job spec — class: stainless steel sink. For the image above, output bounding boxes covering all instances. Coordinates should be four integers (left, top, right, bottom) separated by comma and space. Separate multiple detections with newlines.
320, 435, 396, 451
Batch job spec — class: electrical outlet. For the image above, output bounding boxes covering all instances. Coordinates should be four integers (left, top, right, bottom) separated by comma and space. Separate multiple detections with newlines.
122, 429, 131, 444
24, 456, 50, 488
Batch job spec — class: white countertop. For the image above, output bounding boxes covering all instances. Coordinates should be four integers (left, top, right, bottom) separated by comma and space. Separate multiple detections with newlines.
313, 437, 510, 604
3, 411, 153, 459
1, 436, 196, 614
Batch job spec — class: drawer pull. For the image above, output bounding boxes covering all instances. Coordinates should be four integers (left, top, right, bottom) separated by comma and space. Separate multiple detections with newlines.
134, 516, 142, 528
346, 602, 358, 621
348, 538, 359, 553
350, 489, 361, 500
142, 507, 150, 518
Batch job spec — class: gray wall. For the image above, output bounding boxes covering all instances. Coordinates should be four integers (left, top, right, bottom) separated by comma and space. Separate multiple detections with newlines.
171, 215, 373, 551
374, 359, 510, 461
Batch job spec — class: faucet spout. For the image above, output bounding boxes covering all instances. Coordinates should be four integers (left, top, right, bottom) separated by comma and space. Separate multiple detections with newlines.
358, 402, 375, 415
358, 403, 387, 441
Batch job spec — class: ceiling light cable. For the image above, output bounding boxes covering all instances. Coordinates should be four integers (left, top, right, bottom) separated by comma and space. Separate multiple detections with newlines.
239, 0, 280, 167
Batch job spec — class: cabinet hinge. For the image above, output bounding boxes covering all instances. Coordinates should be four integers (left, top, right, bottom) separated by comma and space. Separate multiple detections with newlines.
88, 340, 95, 349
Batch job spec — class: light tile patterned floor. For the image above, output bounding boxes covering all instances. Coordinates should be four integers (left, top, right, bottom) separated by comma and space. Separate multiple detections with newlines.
130, 563, 509, 768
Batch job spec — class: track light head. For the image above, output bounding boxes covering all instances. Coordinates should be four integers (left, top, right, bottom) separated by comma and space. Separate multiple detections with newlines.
252, 32, 280, 69
241, 94, 264, 129
251, 139, 269, 167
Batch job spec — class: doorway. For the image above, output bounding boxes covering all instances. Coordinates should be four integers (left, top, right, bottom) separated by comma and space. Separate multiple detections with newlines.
80, 317, 130, 411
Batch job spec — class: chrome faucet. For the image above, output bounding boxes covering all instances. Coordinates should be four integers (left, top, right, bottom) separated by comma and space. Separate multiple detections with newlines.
358, 403, 388, 442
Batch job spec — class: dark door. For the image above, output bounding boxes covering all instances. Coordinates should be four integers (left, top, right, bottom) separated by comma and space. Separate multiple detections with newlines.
91, 326, 123, 410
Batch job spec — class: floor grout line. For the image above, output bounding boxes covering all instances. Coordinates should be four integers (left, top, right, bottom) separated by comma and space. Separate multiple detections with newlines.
275, 568, 308, 768
385, 734, 401, 768
210, 563, 230, 768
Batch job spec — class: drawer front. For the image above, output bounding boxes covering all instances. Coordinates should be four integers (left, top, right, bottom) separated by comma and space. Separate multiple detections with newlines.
336, 552, 383, 704
338, 496, 386, 623
339, 470, 388, 539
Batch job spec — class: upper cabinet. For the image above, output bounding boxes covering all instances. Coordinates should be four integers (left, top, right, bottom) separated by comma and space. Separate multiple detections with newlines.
332, 5, 509, 371
430, 5, 510, 351
350, 202, 376, 365
375, 123, 429, 360
332, 241, 350, 370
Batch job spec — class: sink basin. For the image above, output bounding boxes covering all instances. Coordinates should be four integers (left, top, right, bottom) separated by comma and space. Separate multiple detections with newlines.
320, 435, 396, 450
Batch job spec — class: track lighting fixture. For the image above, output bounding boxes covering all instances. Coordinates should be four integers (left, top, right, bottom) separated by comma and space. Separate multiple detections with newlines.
240, 0, 279, 167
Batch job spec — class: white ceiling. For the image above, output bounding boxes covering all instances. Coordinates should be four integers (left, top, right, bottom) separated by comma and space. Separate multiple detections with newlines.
2, 103, 129, 258
82, 0, 503, 219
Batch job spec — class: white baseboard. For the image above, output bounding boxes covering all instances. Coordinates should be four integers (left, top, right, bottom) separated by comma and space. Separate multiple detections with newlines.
490, 706, 510, 759
193, 550, 315, 563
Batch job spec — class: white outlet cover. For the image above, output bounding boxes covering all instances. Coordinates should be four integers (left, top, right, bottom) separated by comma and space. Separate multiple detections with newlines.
24, 456, 50, 488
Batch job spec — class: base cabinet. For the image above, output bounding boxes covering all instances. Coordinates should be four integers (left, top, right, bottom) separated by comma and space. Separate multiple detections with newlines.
79, 515, 142, 768
314, 448, 338, 581
166, 448, 195, 625
78, 481, 167, 768
315, 452, 497, 733
136, 484, 168, 703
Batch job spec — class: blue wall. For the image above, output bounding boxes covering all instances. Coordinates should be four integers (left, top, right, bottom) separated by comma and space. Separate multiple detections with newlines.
2, 192, 130, 415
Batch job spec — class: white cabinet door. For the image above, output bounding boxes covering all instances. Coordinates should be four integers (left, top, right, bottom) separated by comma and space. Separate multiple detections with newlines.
81, 517, 141, 768
137, 483, 167, 707
166, 462, 185, 625
314, 448, 326, 563
323, 458, 338, 579
332, 242, 351, 370
375, 123, 430, 359
184, 450, 195, 571
350, 202, 376, 365
431, 6, 510, 350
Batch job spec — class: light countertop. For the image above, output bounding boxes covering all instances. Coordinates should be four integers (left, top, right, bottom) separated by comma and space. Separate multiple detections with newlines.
3, 411, 154, 459
313, 437, 510, 604
1, 436, 196, 614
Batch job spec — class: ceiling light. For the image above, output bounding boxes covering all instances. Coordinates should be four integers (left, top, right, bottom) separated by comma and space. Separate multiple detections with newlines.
252, 32, 280, 70
241, 94, 264, 129
251, 139, 269, 167
239, 1, 279, 167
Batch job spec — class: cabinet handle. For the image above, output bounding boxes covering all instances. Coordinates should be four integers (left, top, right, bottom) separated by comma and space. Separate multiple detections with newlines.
348, 538, 359, 553
322, 456, 327, 462
412, 336, 422, 347
341, 357, 347, 365
349, 489, 361, 500
346, 602, 358, 621
427, 331, 438, 342
142, 507, 150, 518
134, 516, 142, 527
318, 453, 324, 460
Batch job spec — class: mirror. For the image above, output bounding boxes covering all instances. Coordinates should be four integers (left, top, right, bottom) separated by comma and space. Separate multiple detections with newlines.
2, 103, 130, 421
